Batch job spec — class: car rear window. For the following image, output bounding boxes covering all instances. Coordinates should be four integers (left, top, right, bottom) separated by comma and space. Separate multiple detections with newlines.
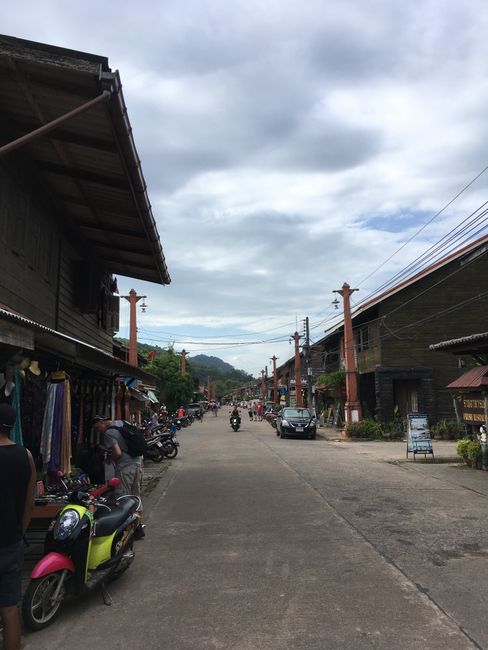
283, 408, 311, 418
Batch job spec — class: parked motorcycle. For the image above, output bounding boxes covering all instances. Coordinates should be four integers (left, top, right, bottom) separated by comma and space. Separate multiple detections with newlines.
160, 431, 179, 458
22, 478, 141, 631
144, 433, 166, 462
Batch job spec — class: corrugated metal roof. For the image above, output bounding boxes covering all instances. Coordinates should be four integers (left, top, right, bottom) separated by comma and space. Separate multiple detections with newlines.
0, 35, 170, 285
447, 366, 488, 389
0, 306, 156, 382
430, 332, 488, 352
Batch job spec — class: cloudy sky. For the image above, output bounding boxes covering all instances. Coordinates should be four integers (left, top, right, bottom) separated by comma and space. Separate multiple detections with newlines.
2, 1, 488, 375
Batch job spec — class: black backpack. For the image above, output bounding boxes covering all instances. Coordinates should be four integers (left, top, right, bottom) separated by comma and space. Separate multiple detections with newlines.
113, 421, 147, 457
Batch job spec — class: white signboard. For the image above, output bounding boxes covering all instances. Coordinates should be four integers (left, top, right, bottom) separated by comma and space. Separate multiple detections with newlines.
407, 413, 433, 458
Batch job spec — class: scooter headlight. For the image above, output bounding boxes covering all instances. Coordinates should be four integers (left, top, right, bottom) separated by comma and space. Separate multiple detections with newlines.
53, 509, 80, 540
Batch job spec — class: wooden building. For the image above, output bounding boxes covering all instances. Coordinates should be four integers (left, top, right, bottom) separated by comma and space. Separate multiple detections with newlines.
430, 331, 488, 432
0, 36, 169, 469
0, 34, 169, 374
275, 236, 488, 424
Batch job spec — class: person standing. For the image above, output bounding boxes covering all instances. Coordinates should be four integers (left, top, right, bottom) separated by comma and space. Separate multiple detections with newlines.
252, 402, 258, 421
0, 404, 36, 650
248, 402, 253, 421
257, 402, 264, 421
91, 416, 145, 539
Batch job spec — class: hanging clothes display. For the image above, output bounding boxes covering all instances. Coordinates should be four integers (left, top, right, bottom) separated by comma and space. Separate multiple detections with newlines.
40, 382, 57, 466
21, 365, 47, 463
40, 378, 72, 476
9, 366, 23, 445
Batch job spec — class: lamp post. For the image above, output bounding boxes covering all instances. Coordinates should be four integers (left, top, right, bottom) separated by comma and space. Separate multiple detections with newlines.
333, 282, 361, 431
270, 355, 278, 404
181, 349, 188, 375
121, 289, 146, 368
292, 331, 303, 407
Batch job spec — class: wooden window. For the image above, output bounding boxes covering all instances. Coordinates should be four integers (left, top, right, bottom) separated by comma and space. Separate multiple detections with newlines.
356, 327, 369, 352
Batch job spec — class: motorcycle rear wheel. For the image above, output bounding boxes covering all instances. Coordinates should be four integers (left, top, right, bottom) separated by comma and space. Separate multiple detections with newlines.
147, 448, 164, 463
163, 440, 178, 458
22, 572, 66, 630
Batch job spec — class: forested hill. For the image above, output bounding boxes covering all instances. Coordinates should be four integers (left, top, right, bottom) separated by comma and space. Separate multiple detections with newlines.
190, 355, 252, 383
115, 339, 253, 383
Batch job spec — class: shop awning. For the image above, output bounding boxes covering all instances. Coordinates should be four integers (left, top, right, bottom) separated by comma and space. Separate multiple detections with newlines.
0, 306, 157, 383
0, 35, 170, 285
447, 366, 488, 389
129, 388, 149, 402
146, 390, 159, 403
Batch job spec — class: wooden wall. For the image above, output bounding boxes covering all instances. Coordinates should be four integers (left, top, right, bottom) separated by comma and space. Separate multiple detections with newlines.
0, 165, 114, 354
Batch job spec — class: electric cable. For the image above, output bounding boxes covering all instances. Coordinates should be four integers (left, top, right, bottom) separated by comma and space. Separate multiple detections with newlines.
355, 163, 488, 289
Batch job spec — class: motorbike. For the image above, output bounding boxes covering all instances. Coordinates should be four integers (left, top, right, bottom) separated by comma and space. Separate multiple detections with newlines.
160, 431, 179, 458
230, 415, 240, 432
144, 432, 166, 462
22, 478, 141, 631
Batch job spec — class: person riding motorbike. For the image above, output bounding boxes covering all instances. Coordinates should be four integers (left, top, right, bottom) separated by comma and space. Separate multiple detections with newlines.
229, 406, 241, 426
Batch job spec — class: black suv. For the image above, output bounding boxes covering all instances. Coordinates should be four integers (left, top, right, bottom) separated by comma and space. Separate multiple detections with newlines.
276, 407, 316, 439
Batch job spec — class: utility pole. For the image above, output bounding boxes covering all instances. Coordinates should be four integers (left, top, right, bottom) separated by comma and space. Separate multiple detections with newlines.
261, 369, 266, 400
121, 289, 146, 368
181, 349, 187, 375
303, 317, 314, 412
270, 355, 278, 404
333, 282, 361, 429
292, 331, 303, 407
207, 376, 211, 403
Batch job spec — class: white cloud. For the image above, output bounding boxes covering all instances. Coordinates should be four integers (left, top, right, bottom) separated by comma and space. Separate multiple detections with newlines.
2, 0, 488, 373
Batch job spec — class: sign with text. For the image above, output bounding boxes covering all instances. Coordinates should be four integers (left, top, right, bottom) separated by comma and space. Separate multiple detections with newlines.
407, 413, 433, 457
461, 392, 485, 424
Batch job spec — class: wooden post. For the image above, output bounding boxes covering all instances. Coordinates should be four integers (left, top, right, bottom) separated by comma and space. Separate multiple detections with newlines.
334, 283, 361, 432
270, 355, 278, 404
122, 289, 146, 368
292, 332, 303, 407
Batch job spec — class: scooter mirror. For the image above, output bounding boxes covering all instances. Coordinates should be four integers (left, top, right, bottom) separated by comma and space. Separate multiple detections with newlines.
108, 478, 121, 489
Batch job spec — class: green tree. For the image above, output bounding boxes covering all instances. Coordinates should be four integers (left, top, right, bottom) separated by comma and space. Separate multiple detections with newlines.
146, 347, 197, 412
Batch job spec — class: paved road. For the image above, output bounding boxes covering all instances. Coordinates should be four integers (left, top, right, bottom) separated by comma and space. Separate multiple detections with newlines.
23, 415, 487, 649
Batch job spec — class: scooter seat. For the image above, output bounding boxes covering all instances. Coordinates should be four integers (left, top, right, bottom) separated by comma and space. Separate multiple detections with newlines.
94, 497, 139, 537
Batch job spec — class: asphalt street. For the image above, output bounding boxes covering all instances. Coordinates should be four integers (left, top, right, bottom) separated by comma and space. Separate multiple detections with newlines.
22, 414, 488, 650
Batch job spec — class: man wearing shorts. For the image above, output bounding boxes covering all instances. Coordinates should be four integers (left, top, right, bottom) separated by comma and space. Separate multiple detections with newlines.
0, 403, 36, 650
92, 416, 145, 539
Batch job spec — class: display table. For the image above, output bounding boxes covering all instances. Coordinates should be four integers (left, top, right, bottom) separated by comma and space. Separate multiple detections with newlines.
32, 502, 64, 519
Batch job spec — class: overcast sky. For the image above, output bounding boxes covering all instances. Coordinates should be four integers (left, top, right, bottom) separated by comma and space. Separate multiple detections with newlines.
2, 1, 488, 375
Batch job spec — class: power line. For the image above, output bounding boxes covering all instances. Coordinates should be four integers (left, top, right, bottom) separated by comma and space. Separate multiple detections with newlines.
354, 205, 488, 308
355, 163, 488, 289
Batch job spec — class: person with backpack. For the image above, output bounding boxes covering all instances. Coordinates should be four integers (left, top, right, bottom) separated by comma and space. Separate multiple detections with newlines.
91, 415, 146, 539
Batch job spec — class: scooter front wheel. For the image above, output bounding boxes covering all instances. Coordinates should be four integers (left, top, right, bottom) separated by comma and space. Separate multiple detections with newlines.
22, 571, 66, 630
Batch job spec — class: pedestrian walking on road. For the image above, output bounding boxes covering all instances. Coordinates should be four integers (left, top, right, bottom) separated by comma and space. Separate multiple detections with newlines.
0, 404, 36, 650
248, 403, 253, 421
252, 402, 258, 421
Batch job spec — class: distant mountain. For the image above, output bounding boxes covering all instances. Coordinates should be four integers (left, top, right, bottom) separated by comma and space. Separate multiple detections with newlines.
115, 339, 253, 386
190, 355, 252, 384
191, 355, 237, 374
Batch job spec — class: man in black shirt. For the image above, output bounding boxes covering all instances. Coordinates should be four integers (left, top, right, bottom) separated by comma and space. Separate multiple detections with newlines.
0, 404, 36, 650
